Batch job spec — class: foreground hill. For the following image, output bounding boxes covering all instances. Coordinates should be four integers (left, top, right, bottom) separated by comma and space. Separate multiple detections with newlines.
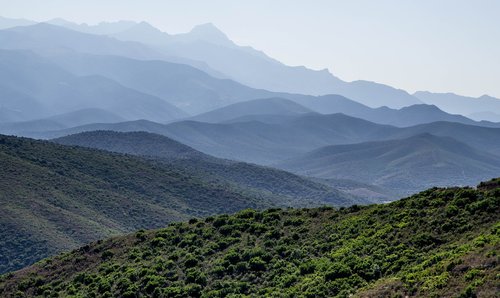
0, 134, 353, 274
1, 180, 498, 297
276, 134, 500, 195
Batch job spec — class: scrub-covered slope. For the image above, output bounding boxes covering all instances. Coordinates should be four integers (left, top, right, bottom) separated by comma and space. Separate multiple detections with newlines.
1, 179, 498, 297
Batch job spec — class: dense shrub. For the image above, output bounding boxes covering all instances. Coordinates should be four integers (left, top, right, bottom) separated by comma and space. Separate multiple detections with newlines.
0, 182, 498, 297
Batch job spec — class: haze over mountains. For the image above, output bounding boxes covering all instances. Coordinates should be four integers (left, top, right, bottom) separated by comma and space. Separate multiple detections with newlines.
292, 94, 500, 128
49, 52, 273, 114
0, 50, 186, 122
0, 12, 499, 297
0, 16, 498, 196
7, 110, 497, 197
0, 16, 495, 115
38, 18, 423, 108
22, 112, 498, 164
0, 17, 496, 120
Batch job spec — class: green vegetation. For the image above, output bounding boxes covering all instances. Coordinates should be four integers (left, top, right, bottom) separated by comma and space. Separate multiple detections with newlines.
1, 180, 498, 297
0, 134, 353, 274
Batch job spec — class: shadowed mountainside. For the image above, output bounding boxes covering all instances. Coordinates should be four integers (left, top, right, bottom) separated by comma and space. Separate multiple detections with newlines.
276, 133, 500, 195
21, 114, 500, 166
54, 130, 386, 202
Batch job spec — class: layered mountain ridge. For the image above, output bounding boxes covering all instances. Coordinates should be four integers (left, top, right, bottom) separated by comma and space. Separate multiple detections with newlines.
0, 16, 499, 294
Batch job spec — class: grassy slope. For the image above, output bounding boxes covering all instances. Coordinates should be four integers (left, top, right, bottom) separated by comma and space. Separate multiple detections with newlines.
1, 180, 498, 297
0, 134, 352, 274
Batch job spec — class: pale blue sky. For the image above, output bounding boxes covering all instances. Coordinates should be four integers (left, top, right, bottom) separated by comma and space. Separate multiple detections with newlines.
1, 0, 499, 98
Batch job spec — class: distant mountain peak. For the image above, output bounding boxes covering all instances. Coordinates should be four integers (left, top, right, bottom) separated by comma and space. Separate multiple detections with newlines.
99, 20, 137, 26
190, 22, 223, 33
46, 17, 72, 25
134, 21, 159, 30
122, 20, 170, 36
44, 18, 138, 35
478, 94, 499, 101
186, 22, 233, 46
400, 104, 441, 112
20, 22, 70, 32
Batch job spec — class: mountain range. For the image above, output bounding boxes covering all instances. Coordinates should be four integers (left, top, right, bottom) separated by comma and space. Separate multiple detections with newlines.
414, 91, 500, 122
187, 95, 500, 128
292, 94, 500, 128
48, 51, 273, 114
3, 45, 494, 129
0, 14, 499, 297
0, 17, 423, 109
32, 18, 423, 108
1, 17, 499, 118
3, 93, 499, 139
2, 87, 498, 196
0, 19, 498, 128
32, 114, 399, 164
24, 113, 499, 166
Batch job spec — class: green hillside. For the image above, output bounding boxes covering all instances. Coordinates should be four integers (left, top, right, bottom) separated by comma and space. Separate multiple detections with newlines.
53, 131, 375, 205
1, 180, 498, 297
0, 134, 352, 274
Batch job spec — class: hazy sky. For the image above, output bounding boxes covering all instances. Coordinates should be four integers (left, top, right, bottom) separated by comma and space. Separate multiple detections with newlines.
1, 0, 499, 98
